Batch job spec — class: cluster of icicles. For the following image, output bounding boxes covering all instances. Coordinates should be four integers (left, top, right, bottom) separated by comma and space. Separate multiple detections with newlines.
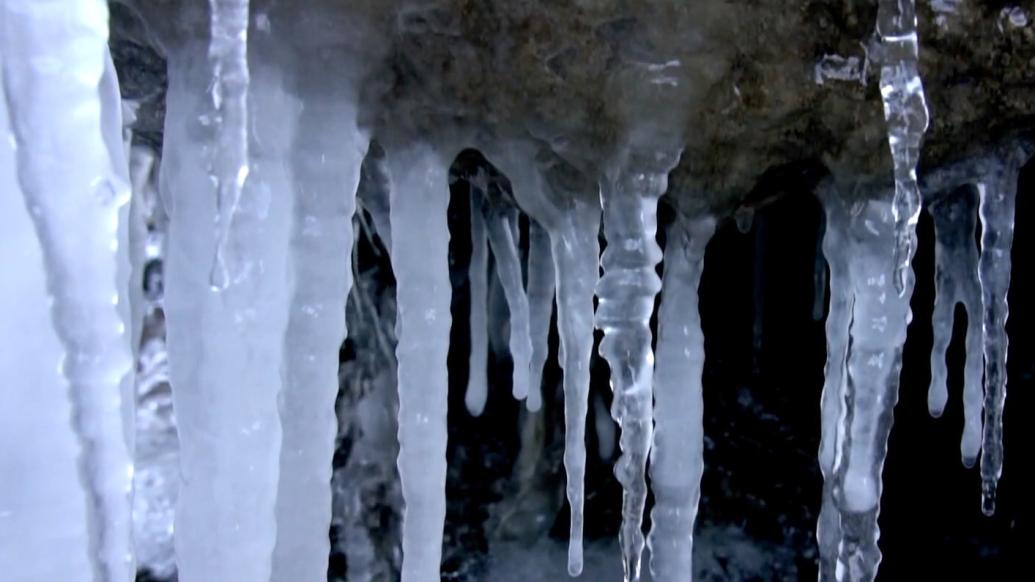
0, 1, 1024, 582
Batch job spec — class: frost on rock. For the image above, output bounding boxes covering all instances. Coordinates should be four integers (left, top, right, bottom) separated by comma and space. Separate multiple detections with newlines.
595, 146, 678, 582
876, 0, 930, 293
1, 1, 134, 580
385, 143, 452, 582
817, 185, 915, 581
648, 212, 715, 582
926, 188, 983, 464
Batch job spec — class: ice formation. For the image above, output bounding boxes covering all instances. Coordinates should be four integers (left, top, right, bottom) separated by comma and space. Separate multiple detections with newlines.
1, 1, 1030, 582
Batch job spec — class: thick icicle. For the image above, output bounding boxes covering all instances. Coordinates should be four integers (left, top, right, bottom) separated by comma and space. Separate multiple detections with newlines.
466, 185, 490, 416
271, 65, 370, 580
815, 185, 853, 580
876, 0, 930, 293
163, 44, 293, 581
821, 190, 915, 581
596, 148, 677, 582
648, 214, 715, 582
926, 190, 983, 464
207, 0, 252, 289
386, 144, 452, 582
481, 188, 533, 401
0, 2, 134, 579
526, 221, 556, 412
976, 163, 1019, 515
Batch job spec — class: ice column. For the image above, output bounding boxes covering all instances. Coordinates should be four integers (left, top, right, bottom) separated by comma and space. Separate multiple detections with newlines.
526, 221, 556, 412
271, 67, 370, 580
926, 190, 983, 465
207, 0, 252, 289
820, 190, 915, 581
648, 214, 715, 582
596, 147, 678, 581
0, 2, 134, 580
876, 0, 930, 292
386, 144, 452, 582
163, 43, 293, 581
976, 163, 1019, 515
466, 185, 490, 416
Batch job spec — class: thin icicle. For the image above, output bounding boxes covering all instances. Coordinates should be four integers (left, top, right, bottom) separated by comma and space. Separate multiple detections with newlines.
0, 2, 134, 579
163, 46, 293, 582
207, 0, 252, 290
648, 213, 715, 582
466, 185, 490, 416
976, 163, 1019, 515
815, 185, 853, 580
821, 190, 915, 581
271, 72, 369, 581
926, 189, 984, 465
596, 148, 677, 582
526, 221, 556, 412
480, 185, 533, 401
876, 0, 930, 293
386, 144, 452, 582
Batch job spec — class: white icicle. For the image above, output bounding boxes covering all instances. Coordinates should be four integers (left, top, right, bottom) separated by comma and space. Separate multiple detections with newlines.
648, 214, 715, 582
163, 44, 293, 581
926, 190, 984, 465
822, 190, 915, 581
876, 0, 930, 293
596, 148, 676, 582
976, 163, 1019, 516
466, 185, 490, 416
207, 0, 252, 290
481, 190, 533, 401
0, 2, 134, 580
526, 220, 556, 412
815, 186, 852, 581
386, 144, 452, 582
271, 67, 369, 581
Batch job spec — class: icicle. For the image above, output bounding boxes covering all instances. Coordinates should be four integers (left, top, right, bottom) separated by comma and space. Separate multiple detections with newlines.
481, 185, 534, 401
815, 185, 852, 580
207, 0, 252, 290
0, 2, 134, 580
163, 44, 293, 581
386, 144, 452, 582
271, 68, 370, 580
976, 163, 1019, 515
594, 390, 617, 461
820, 189, 915, 581
596, 147, 677, 582
926, 190, 984, 465
466, 184, 491, 416
648, 213, 715, 581
876, 0, 930, 293
526, 221, 556, 412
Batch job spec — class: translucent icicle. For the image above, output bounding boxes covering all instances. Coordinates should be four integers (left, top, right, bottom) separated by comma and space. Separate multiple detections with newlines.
482, 191, 533, 401
526, 221, 556, 412
926, 190, 983, 465
824, 192, 915, 581
596, 152, 673, 582
815, 187, 852, 580
594, 390, 617, 461
271, 73, 370, 580
163, 46, 293, 581
876, 0, 930, 293
466, 184, 491, 416
542, 186, 601, 576
976, 164, 1019, 515
386, 144, 452, 582
0, 2, 134, 579
207, 0, 252, 290
648, 214, 715, 581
